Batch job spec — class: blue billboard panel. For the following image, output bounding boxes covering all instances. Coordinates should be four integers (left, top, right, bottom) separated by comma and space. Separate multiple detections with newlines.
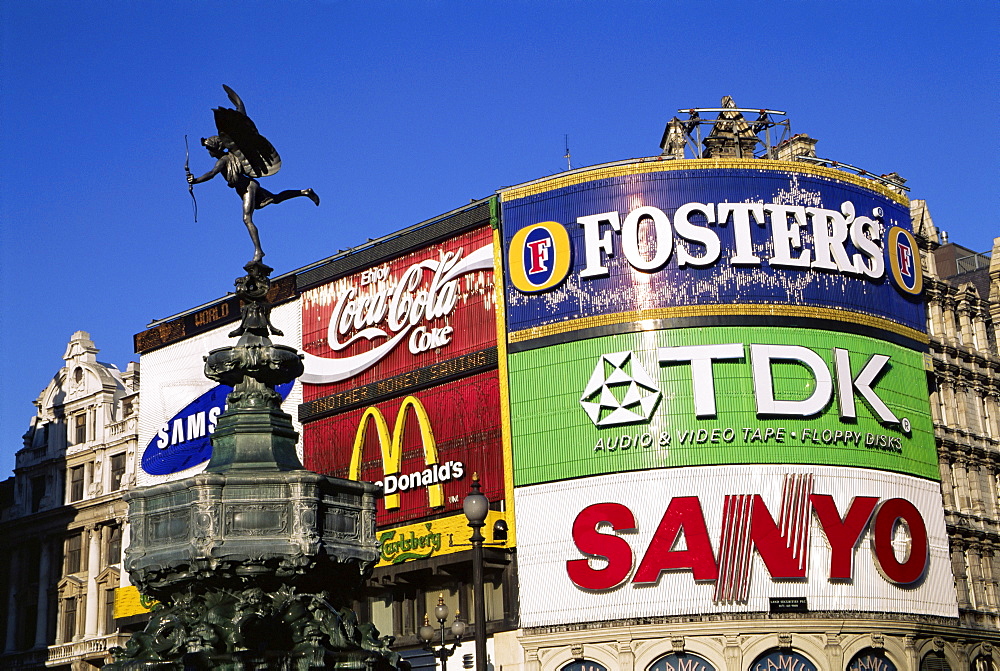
500, 162, 925, 339
140, 380, 294, 475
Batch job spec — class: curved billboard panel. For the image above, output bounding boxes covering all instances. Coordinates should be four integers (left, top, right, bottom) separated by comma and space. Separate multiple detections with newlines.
136, 301, 302, 486
303, 371, 504, 527
300, 226, 496, 401
500, 162, 924, 341
515, 465, 956, 626
510, 326, 937, 485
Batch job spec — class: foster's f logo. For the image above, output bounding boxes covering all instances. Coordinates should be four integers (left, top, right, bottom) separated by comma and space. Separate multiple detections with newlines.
508, 221, 572, 293
887, 226, 922, 296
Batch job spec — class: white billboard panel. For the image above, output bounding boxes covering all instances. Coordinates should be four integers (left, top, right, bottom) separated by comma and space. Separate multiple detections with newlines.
136, 301, 302, 486
515, 465, 956, 626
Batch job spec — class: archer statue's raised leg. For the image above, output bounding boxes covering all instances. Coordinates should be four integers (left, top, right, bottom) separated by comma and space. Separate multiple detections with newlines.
263, 189, 320, 207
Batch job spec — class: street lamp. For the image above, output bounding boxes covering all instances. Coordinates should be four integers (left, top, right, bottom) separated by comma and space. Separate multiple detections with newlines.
418, 594, 466, 671
462, 474, 489, 671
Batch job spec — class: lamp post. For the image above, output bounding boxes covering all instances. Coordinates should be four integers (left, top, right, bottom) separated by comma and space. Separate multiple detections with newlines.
462, 474, 490, 671
418, 594, 466, 671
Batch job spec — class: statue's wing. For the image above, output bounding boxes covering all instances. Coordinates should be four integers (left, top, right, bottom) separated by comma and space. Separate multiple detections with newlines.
213, 106, 282, 178
222, 84, 246, 115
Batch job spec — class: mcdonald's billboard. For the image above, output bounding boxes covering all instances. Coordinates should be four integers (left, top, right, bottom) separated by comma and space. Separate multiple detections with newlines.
303, 371, 505, 527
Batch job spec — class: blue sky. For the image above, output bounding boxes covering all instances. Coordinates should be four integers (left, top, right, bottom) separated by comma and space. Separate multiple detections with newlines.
1, 1, 997, 477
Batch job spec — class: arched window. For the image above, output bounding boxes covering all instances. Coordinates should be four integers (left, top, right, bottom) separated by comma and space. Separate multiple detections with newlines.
649, 652, 716, 671
973, 655, 998, 671
748, 651, 817, 671
847, 648, 898, 671
560, 663, 608, 671
920, 651, 951, 671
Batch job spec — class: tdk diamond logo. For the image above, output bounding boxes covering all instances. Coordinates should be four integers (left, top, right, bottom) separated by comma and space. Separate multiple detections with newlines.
580, 351, 662, 427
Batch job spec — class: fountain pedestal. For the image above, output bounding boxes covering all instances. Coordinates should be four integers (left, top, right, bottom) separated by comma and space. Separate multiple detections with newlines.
109, 263, 406, 671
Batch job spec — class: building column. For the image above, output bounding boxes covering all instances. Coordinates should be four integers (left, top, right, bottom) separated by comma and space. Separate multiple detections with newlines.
523, 647, 541, 671
904, 635, 919, 671
4, 547, 20, 652
723, 635, 742, 671
929, 386, 943, 424
939, 457, 956, 510
84, 526, 100, 637
981, 544, 999, 612
958, 306, 975, 347
952, 458, 972, 514
974, 314, 990, 352
987, 393, 1000, 438
940, 379, 957, 427
967, 544, 988, 610
977, 461, 997, 518
968, 462, 986, 517
34, 539, 51, 648
928, 296, 945, 337
941, 300, 959, 347
955, 381, 971, 430
616, 638, 635, 671
951, 539, 971, 609
823, 633, 843, 670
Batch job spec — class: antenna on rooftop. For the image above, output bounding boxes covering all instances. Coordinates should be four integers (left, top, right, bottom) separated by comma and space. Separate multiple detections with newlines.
564, 134, 572, 171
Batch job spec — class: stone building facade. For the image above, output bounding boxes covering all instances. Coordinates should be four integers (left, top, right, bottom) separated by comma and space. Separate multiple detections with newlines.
915, 202, 1000, 651
0, 331, 139, 670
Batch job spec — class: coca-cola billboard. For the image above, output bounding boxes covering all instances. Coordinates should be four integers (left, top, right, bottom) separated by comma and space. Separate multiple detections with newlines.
300, 226, 497, 401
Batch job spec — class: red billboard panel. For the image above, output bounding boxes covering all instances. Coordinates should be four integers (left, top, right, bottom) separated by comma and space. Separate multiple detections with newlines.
304, 371, 503, 527
301, 226, 496, 401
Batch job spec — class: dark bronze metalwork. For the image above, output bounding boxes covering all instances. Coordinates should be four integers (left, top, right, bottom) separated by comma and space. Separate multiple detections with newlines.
111, 107, 404, 667
186, 85, 319, 264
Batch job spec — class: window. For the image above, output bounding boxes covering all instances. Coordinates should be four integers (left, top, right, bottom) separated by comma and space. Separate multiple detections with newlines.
107, 526, 122, 566
30, 476, 46, 512
973, 655, 998, 671
69, 465, 85, 502
74, 413, 87, 445
649, 654, 716, 671
847, 649, 897, 671
62, 597, 77, 642
368, 593, 393, 638
919, 651, 950, 671
66, 533, 82, 574
122, 398, 133, 418
104, 587, 117, 635
110, 453, 126, 491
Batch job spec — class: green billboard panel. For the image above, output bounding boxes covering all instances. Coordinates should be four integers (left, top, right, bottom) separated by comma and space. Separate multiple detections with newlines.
510, 327, 936, 485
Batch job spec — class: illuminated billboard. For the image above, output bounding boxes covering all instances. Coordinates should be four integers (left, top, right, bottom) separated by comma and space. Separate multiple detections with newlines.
500, 161, 925, 342
303, 371, 504, 527
300, 225, 496, 401
136, 301, 302, 486
515, 465, 956, 626
510, 326, 936, 485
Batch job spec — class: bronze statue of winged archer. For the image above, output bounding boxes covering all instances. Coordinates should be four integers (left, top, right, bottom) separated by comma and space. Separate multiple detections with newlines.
187, 85, 319, 264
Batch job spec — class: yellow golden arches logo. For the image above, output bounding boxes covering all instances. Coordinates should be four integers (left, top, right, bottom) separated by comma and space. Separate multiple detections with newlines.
349, 396, 443, 510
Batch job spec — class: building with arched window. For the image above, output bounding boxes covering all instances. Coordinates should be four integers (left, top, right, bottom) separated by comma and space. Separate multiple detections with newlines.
0, 331, 139, 670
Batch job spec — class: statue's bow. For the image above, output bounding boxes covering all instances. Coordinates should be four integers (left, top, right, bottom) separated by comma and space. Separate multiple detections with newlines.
184, 135, 198, 223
